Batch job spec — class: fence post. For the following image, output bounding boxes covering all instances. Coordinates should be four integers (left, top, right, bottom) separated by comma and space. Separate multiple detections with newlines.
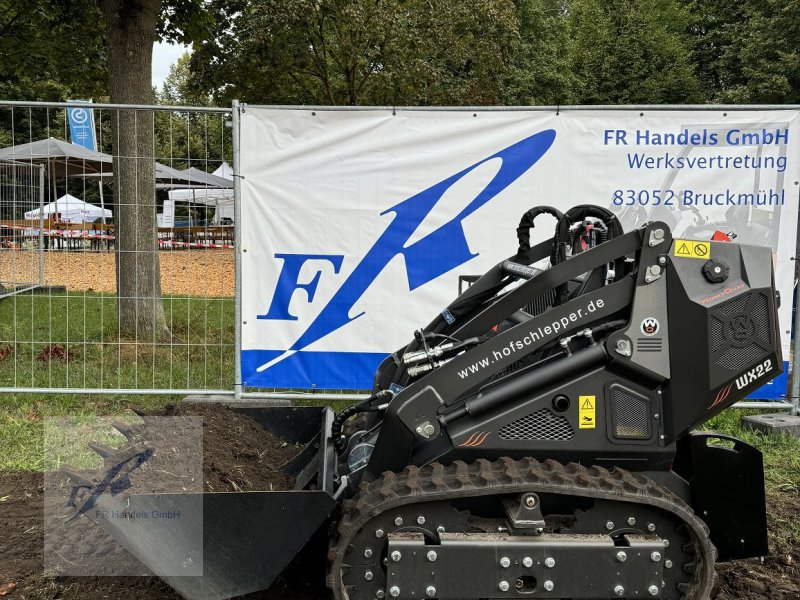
38, 164, 44, 286
790, 280, 800, 415
232, 100, 243, 401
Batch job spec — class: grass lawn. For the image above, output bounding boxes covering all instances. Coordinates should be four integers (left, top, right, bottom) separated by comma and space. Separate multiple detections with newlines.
0, 291, 234, 391
0, 290, 234, 469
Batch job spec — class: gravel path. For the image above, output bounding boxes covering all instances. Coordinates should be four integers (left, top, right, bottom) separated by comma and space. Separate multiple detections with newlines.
0, 250, 234, 297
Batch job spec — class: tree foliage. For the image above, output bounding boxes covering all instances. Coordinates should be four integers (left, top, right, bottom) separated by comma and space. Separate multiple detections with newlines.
189, 0, 715, 106
0, 1, 107, 148
2, 0, 799, 108
0, 1, 107, 101
717, 0, 800, 103
156, 53, 232, 170
190, 0, 527, 106
503, 0, 575, 105
568, 0, 703, 104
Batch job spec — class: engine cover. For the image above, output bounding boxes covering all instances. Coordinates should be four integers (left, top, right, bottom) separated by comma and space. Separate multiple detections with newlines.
663, 241, 782, 441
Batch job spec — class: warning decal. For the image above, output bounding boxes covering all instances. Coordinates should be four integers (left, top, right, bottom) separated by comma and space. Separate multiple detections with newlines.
579, 395, 596, 429
674, 239, 710, 259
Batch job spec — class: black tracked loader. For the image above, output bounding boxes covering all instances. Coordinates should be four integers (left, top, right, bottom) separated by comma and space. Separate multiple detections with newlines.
64, 205, 782, 599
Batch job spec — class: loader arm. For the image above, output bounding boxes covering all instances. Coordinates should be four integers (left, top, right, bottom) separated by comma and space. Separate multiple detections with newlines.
366, 223, 657, 477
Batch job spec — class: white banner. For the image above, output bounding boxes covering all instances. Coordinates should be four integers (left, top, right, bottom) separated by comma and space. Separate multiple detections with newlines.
241, 108, 799, 396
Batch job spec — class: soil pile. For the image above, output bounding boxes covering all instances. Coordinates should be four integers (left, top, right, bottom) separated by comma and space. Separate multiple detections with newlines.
169, 402, 301, 492
1, 403, 313, 599
1, 470, 184, 600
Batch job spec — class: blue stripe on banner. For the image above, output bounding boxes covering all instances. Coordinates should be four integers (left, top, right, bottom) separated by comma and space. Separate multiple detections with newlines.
241, 350, 388, 389
747, 360, 789, 400
243, 353, 790, 400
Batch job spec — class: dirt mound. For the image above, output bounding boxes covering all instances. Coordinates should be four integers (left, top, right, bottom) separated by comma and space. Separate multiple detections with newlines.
0, 470, 183, 600
0, 403, 316, 599
168, 402, 301, 492
1, 467, 328, 599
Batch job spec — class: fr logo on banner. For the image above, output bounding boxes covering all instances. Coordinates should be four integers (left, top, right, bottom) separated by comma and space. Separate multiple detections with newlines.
252, 129, 557, 380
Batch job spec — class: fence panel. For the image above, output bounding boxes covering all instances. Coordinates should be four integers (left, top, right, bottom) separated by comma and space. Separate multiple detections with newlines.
0, 101, 234, 394
0, 160, 44, 298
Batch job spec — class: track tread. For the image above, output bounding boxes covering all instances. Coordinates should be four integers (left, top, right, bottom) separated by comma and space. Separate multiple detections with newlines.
328, 457, 716, 600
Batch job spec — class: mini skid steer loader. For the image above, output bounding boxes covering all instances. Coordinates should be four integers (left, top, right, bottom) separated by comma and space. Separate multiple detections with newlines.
69, 205, 782, 600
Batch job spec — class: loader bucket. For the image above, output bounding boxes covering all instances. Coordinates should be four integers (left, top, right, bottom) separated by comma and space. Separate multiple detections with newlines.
89, 406, 338, 600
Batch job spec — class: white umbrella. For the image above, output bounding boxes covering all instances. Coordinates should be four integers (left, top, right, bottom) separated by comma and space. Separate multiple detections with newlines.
24, 194, 112, 224
166, 162, 234, 225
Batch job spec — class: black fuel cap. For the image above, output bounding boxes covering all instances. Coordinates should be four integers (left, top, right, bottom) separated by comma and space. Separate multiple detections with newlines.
702, 259, 729, 283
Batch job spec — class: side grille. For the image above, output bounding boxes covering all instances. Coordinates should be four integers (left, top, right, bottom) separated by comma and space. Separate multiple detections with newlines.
610, 384, 651, 440
711, 291, 771, 371
498, 408, 574, 441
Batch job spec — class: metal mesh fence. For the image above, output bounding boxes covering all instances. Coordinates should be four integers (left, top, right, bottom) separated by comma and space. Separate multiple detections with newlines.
0, 160, 44, 297
0, 102, 234, 393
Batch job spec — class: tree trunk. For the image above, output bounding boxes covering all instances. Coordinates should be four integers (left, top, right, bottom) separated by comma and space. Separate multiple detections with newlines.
103, 0, 170, 341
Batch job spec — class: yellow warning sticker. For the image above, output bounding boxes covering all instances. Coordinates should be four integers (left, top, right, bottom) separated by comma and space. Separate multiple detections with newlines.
674, 239, 710, 259
579, 395, 596, 429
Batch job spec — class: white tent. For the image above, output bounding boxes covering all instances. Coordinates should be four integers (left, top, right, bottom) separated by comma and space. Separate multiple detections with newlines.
166, 162, 234, 225
24, 194, 112, 224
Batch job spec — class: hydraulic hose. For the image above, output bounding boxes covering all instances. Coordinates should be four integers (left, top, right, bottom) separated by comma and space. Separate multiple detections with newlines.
332, 404, 361, 454
332, 390, 393, 454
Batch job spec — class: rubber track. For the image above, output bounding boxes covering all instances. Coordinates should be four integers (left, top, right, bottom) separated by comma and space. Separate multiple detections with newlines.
327, 457, 716, 600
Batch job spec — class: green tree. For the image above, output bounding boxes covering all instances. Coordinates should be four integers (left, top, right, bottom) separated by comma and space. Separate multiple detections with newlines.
568, 0, 703, 104
160, 52, 210, 106
682, 0, 747, 101
0, 1, 107, 148
0, 1, 107, 101
718, 0, 800, 103
192, 0, 401, 105
382, 0, 521, 105
156, 52, 232, 171
503, 0, 576, 105
191, 0, 524, 106
683, 0, 800, 103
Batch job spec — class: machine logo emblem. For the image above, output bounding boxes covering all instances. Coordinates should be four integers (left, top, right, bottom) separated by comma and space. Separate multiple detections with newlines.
728, 314, 755, 343
640, 318, 660, 336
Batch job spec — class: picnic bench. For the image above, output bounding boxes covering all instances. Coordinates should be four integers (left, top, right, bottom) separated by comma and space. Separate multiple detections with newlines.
0, 219, 234, 251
